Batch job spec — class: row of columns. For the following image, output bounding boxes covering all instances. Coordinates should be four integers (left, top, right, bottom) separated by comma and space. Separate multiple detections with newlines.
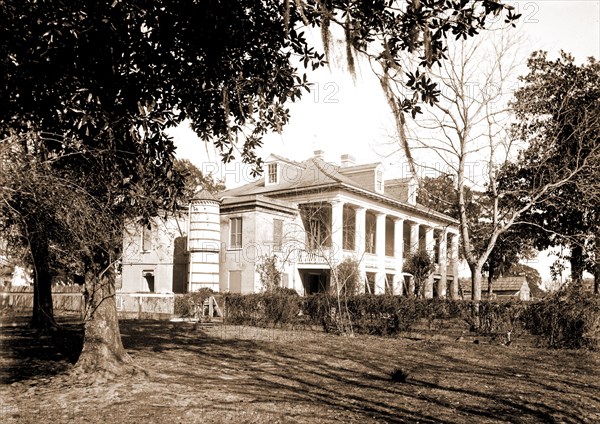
329, 199, 460, 298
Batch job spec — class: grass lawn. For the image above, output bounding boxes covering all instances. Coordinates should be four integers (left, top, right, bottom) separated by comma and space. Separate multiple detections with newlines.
1, 312, 600, 423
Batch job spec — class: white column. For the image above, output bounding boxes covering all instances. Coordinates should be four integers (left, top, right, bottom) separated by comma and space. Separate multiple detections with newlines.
438, 230, 448, 298
375, 212, 386, 294
393, 218, 404, 295
424, 226, 435, 299
407, 222, 420, 296
409, 222, 420, 254
355, 207, 366, 293
330, 200, 344, 266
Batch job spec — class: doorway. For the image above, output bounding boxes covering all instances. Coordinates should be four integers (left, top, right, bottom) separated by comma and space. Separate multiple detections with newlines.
300, 270, 330, 294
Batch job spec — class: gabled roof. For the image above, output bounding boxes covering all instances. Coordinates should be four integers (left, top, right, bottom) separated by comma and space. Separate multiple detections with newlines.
463, 276, 529, 294
491, 276, 529, 292
218, 157, 349, 196
218, 155, 459, 225
265, 153, 305, 168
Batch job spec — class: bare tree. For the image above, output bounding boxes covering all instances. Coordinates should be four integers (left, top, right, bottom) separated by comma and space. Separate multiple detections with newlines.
383, 30, 526, 303
383, 31, 600, 311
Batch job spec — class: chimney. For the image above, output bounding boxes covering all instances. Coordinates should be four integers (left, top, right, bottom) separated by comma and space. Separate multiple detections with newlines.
313, 149, 325, 160
340, 154, 355, 167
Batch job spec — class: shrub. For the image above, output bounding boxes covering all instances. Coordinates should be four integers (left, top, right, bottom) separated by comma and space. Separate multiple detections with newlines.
256, 254, 282, 292
174, 288, 214, 318
303, 293, 336, 331
332, 258, 361, 295
477, 300, 528, 336
223, 288, 301, 327
221, 290, 600, 350
390, 367, 409, 383
345, 295, 404, 336
523, 286, 600, 350
403, 249, 435, 298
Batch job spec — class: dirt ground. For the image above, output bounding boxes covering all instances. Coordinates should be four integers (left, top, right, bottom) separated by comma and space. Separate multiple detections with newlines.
1, 311, 600, 423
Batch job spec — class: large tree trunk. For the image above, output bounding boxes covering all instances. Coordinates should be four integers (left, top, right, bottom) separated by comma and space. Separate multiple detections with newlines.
594, 237, 600, 295
470, 263, 483, 303
487, 260, 495, 300
30, 237, 56, 329
570, 243, 585, 285
470, 263, 482, 330
74, 271, 133, 377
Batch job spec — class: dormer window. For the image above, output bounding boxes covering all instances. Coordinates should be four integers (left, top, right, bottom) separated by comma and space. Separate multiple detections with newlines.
267, 162, 278, 185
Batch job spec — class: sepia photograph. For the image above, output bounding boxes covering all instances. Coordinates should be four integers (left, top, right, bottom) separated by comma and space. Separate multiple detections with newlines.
1, 1, 599, 422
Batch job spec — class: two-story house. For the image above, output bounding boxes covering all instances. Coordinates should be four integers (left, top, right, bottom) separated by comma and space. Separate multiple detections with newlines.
120, 151, 460, 298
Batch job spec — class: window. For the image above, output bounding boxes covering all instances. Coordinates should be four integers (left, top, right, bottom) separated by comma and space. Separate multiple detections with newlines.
229, 217, 243, 249
342, 205, 356, 251
365, 272, 376, 294
434, 235, 441, 264
141, 223, 152, 252
365, 212, 377, 254
308, 217, 322, 249
385, 217, 395, 257
273, 219, 283, 251
142, 270, 155, 292
267, 163, 278, 184
300, 204, 331, 250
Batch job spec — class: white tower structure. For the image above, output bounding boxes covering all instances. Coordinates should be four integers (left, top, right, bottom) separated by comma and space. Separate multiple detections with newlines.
187, 190, 220, 292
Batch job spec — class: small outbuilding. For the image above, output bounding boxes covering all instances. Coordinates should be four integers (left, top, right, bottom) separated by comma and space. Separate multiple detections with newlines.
462, 275, 531, 301
488, 276, 530, 301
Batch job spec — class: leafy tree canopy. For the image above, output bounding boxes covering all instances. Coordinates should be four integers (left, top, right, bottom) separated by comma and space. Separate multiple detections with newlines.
1, 0, 519, 171
418, 175, 535, 279
173, 159, 225, 202
498, 51, 600, 281
403, 248, 435, 297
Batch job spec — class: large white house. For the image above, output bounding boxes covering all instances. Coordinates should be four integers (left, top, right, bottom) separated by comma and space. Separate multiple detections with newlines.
121, 151, 460, 298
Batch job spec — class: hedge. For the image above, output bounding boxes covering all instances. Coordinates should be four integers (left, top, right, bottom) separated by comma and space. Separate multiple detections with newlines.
222, 287, 600, 350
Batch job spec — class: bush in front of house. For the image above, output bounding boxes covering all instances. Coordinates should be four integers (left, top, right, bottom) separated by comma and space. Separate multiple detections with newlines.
524, 285, 600, 350
174, 288, 215, 318
223, 288, 302, 327
221, 290, 600, 350
344, 294, 410, 336
226, 292, 473, 335
476, 299, 528, 337
320, 295, 476, 335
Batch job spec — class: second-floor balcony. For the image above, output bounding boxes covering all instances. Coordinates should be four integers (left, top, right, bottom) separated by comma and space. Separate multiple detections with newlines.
385, 256, 396, 270
297, 248, 333, 265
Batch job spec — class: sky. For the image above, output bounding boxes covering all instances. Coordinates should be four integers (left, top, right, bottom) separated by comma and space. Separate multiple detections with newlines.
170, 1, 600, 283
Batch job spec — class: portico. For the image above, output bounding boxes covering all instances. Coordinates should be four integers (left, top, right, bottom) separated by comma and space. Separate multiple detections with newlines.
299, 197, 460, 298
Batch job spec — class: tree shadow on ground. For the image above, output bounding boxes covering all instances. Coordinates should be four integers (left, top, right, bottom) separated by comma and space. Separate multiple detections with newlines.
0, 313, 83, 384
3, 314, 599, 423
119, 320, 600, 423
